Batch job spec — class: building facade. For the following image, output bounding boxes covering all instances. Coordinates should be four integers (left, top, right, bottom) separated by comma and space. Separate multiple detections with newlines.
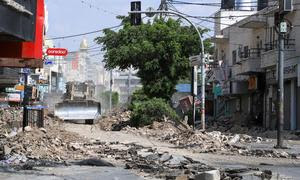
212, 0, 300, 130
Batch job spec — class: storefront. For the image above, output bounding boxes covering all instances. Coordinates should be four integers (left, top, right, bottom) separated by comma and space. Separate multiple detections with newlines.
265, 60, 300, 130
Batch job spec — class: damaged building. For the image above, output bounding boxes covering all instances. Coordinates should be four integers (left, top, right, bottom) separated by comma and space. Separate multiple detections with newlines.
211, 0, 300, 130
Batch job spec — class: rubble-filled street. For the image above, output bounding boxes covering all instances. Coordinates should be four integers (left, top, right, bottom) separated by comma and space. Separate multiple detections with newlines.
1, 0, 300, 179
0, 107, 299, 179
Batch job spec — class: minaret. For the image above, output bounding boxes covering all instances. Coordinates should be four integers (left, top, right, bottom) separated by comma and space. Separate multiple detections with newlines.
79, 38, 89, 82
80, 38, 89, 51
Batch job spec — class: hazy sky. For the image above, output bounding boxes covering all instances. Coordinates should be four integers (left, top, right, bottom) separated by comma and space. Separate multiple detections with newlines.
45, 0, 219, 54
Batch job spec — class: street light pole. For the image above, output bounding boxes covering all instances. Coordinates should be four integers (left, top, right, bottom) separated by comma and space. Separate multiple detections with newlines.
129, 10, 206, 130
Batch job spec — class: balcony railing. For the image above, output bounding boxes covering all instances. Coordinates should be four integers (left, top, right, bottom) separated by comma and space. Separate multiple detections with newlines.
264, 39, 295, 52
240, 48, 261, 59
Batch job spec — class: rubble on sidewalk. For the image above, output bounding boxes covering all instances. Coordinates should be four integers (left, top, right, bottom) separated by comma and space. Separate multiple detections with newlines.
0, 126, 89, 165
0, 107, 23, 135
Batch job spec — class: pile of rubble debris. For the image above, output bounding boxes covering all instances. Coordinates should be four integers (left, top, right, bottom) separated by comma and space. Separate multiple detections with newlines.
96, 111, 300, 160
206, 116, 300, 141
0, 125, 90, 165
0, 108, 285, 179
72, 140, 272, 180
98, 109, 131, 131
0, 107, 23, 135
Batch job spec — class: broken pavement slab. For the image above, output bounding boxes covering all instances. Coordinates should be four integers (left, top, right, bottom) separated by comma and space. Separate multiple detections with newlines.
195, 170, 221, 180
0, 166, 143, 180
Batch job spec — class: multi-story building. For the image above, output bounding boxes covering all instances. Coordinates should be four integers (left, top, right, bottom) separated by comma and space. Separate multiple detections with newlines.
212, 0, 300, 130
113, 69, 141, 104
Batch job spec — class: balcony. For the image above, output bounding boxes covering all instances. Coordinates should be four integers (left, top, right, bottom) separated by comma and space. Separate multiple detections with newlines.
212, 29, 229, 44
239, 15, 267, 29
238, 48, 262, 75
261, 39, 296, 68
211, 34, 228, 44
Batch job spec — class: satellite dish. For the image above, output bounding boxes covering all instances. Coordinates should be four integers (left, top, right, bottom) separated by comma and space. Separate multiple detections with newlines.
146, 7, 155, 17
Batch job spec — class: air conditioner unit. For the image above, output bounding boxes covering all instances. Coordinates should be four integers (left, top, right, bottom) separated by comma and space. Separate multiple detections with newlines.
257, 0, 268, 11
280, 0, 293, 13
221, 0, 235, 10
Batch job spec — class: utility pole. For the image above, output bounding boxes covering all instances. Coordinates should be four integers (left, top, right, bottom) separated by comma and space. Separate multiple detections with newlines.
277, 19, 285, 148
191, 66, 197, 129
128, 66, 132, 102
276, 0, 290, 148
22, 69, 29, 131
159, 0, 168, 18
200, 53, 206, 130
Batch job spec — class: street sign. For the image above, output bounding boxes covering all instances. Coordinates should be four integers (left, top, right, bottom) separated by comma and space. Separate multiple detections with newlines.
280, 22, 287, 33
189, 55, 201, 66
193, 66, 197, 95
46, 48, 68, 56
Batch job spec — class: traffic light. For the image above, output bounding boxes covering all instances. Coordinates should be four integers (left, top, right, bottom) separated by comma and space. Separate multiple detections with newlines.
131, 1, 141, 25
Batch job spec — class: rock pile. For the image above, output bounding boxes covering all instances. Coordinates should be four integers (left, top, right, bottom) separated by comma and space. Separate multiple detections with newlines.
0, 125, 89, 165
0, 107, 23, 135
83, 141, 217, 179
96, 112, 300, 160
98, 110, 131, 131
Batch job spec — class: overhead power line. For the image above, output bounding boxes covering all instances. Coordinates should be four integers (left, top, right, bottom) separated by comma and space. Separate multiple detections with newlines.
169, 0, 262, 7
78, 0, 121, 16
46, 24, 122, 40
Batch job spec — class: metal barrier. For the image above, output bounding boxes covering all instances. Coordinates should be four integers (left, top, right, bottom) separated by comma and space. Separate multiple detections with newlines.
23, 105, 46, 129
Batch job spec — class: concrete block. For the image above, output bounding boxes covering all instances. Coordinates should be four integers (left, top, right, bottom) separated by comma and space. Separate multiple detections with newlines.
195, 170, 220, 180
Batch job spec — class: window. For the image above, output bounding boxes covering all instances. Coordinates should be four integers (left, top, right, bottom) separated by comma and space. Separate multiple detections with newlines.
232, 50, 237, 65
0, 68, 4, 75
238, 46, 242, 58
244, 46, 249, 58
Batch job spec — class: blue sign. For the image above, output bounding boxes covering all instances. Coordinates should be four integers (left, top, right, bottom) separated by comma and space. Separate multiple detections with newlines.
45, 60, 53, 65
21, 68, 31, 74
176, 84, 191, 93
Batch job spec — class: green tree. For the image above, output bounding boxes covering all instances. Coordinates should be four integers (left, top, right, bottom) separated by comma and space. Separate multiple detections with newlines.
96, 17, 212, 100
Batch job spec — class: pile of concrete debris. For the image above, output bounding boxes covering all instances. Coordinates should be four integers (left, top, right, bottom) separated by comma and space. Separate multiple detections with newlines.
207, 116, 300, 141
98, 110, 131, 131
0, 107, 23, 135
74, 140, 272, 180
0, 125, 90, 165
97, 111, 300, 159
98, 114, 260, 151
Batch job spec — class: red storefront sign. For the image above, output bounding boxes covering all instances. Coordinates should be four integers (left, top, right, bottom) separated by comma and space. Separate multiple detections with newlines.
46, 48, 68, 56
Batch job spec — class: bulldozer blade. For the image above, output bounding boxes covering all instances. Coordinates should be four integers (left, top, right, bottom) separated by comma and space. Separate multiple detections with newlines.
54, 101, 101, 121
